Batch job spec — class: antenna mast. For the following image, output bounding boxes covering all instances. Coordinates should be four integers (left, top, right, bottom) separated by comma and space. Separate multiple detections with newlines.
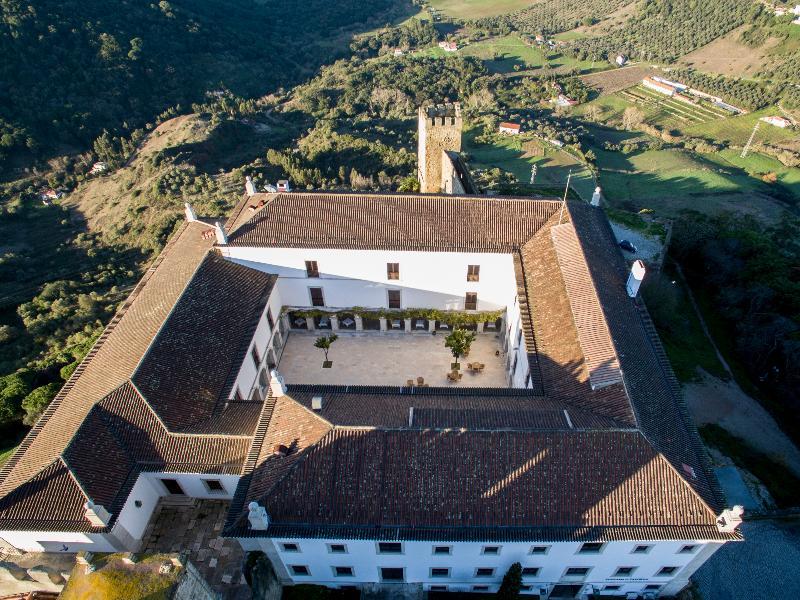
558, 169, 572, 224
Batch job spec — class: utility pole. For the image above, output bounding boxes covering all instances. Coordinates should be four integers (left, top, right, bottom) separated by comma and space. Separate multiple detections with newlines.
558, 169, 572, 224
741, 121, 760, 158
530, 164, 538, 184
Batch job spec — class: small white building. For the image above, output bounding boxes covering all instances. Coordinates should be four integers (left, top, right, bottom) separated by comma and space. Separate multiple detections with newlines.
89, 161, 108, 175
438, 41, 458, 52
760, 115, 792, 129
615, 54, 627, 66
642, 77, 676, 96
276, 179, 292, 192
393, 48, 404, 57
498, 122, 521, 135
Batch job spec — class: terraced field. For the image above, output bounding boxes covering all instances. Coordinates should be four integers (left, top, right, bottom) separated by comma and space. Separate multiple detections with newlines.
621, 85, 730, 125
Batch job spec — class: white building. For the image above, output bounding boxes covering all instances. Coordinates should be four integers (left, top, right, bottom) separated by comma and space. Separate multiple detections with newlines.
642, 77, 676, 96
0, 192, 742, 598
760, 115, 792, 129
438, 41, 458, 52
499, 122, 522, 135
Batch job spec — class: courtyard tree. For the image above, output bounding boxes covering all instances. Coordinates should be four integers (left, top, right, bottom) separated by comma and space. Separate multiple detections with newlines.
444, 328, 476, 369
622, 106, 645, 130
314, 333, 339, 368
498, 562, 522, 599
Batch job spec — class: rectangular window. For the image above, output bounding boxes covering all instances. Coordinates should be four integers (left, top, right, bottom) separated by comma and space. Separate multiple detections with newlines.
475, 568, 495, 577
467, 264, 480, 282
328, 544, 347, 554
430, 568, 450, 578
430, 586, 447, 592
251, 344, 261, 368
266, 308, 275, 330
473, 586, 489, 592
305, 260, 319, 278
465, 292, 478, 311
387, 289, 401, 309
203, 479, 225, 494
380, 567, 404, 581
578, 542, 604, 554
529, 545, 550, 555
377, 542, 402, 554
309, 287, 325, 307
645, 585, 662, 591
433, 545, 452, 555
387, 262, 400, 280
656, 566, 679, 577
281, 543, 299, 552
482, 545, 500, 555
565, 567, 590, 577
632, 544, 652, 554
521, 568, 540, 577
613, 567, 635, 577
604, 585, 621, 591
334, 566, 353, 577
160, 478, 184, 495
679, 544, 697, 554
290, 565, 309, 576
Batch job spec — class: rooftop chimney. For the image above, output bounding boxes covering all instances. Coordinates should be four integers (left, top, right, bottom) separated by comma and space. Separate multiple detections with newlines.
184, 202, 197, 222
247, 502, 270, 531
273, 444, 290, 457
245, 176, 257, 197
311, 396, 323, 411
716, 505, 744, 533
269, 369, 287, 397
626, 260, 646, 298
84, 501, 112, 527
591, 186, 602, 207
214, 221, 228, 245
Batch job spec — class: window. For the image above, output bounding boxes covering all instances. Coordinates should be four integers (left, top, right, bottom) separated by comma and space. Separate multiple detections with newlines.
266, 308, 275, 330
482, 545, 500, 555
334, 566, 353, 577
328, 544, 347, 554
578, 542, 604, 554
564, 567, 590, 577
467, 264, 480, 282
473, 586, 489, 592
511, 354, 518, 377
632, 544, 652, 554
309, 287, 325, 307
251, 344, 261, 368
430, 586, 448, 592
387, 289, 401, 309
520, 585, 533, 592
521, 568, 540, 577
233, 388, 244, 402
465, 292, 478, 311
529, 545, 550, 555
656, 566, 679, 577
203, 479, 225, 494
160, 478, 184, 495
432, 545, 452, 555
305, 260, 319, 278
290, 565, 309, 576
516, 328, 523, 347
644, 585, 662, 591
604, 585, 621, 591
380, 567, 404, 581
281, 543, 299, 552
475, 568, 495, 577
377, 542, 402, 554
679, 544, 697, 554
387, 262, 400, 280
613, 567, 636, 577
430, 568, 450, 578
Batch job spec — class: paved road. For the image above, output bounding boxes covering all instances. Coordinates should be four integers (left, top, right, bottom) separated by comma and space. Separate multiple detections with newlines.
693, 520, 800, 600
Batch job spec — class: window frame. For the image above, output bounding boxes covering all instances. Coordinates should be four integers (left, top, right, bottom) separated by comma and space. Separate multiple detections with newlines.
656, 566, 680, 577
376, 541, 403, 555
467, 264, 480, 282
563, 566, 592, 578
521, 567, 540, 578
577, 542, 605, 554
386, 262, 400, 281
327, 543, 348, 554
472, 585, 490, 592
481, 545, 501, 555
432, 545, 452, 556
529, 545, 551, 555
632, 544, 653, 554
465, 292, 478, 311
160, 478, 185, 495
289, 565, 310, 576
612, 566, 636, 577
333, 566, 354, 577
387, 289, 402, 310
266, 308, 275, 330
429, 567, 451, 578
430, 585, 448, 592
305, 260, 319, 278
379, 567, 405, 582
309, 286, 325, 307
280, 542, 300, 553
474, 567, 495, 578
251, 344, 261, 368
202, 479, 226, 494
678, 544, 697, 554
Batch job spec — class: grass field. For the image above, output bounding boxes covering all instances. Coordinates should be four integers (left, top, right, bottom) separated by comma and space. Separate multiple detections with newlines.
427, 0, 535, 19
684, 108, 799, 148
453, 35, 598, 74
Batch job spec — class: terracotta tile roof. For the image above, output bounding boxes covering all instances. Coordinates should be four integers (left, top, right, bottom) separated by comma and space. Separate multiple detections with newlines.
227, 192, 561, 251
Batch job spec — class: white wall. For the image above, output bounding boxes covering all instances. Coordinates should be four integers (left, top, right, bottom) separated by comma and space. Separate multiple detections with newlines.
505, 295, 530, 388
115, 474, 163, 542
255, 537, 714, 596
142, 472, 239, 500
222, 248, 517, 313
0, 530, 119, 553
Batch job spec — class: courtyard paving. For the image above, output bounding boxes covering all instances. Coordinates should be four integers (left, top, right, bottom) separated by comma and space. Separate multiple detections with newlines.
141, 499, 250, 600
278, 331, 509, 387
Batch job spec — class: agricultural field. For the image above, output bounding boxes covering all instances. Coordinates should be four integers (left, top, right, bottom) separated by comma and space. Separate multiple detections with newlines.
679, 25, 774, 78
580, 65, 657, 97
684, 109, 799, 148
620, 84, 731, 128
427, 0, 536, 19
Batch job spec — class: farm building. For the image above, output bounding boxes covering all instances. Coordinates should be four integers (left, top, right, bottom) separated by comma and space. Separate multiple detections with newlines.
276, 180, 292, 192
438, 41, 458, 52
615, 55, 627, 66
552, 94, 579, 107
642, 77, 676, 96
89, 161, 108, 175
760, 116, 792, 129
393, 48, 404, 57
498, 122, 521, 135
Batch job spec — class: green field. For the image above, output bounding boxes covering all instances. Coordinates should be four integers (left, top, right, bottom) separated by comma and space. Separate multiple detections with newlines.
427, 0, 535, 19
456, 35, 599, 74
684, 109, 799, 147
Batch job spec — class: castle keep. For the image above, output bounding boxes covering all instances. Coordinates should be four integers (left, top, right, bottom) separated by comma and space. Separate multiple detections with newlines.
417, 103, 463, 193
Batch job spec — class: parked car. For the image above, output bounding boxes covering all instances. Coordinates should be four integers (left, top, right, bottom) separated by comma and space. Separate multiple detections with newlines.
619, 239, 637, 253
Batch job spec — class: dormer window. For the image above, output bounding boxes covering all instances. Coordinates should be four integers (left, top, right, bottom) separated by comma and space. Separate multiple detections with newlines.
467, 264, 480, 282
387, 263, 400, 280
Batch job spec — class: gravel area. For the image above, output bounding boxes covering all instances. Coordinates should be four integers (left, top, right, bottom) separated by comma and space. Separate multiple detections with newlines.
609, 222, 663, 265
693, 520, 800, 600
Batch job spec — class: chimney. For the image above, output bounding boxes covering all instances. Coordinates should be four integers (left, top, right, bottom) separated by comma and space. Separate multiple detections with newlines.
184, 202, 198, 222
311, 396, 323, 411
590, 186, 602, 207
247, 502, 270, 531
626, 260, 646, 298
214, 221, 228, 245
245, 176, 257, 197
716, 505, 744, 533
269, 369, 287, 397
273, 444, 289, 457
83, 501, 112, 527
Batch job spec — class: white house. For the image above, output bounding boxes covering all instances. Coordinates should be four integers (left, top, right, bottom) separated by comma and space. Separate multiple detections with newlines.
0, 190, 742, 598
498, 122, 521, 135
615, 55, 627, 66
438, 41, 457, 52
760, 115, 792, 129
642, 77, 676, 96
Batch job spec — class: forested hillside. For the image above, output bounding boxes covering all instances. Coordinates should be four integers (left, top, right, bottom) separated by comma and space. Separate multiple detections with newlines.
0, 0, 404, 165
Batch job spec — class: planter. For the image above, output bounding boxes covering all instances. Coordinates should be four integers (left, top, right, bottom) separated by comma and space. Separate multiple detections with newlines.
451, 362, 460, 370
323, 361, 333, 368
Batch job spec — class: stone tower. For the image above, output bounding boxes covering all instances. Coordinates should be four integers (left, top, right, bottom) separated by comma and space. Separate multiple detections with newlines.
418, 103, 462, 193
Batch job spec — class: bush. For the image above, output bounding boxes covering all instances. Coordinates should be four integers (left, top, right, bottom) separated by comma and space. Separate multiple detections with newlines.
21, 383, 61, 425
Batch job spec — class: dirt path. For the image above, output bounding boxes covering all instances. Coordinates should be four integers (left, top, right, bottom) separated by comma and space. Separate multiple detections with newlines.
684, 370, 800, 478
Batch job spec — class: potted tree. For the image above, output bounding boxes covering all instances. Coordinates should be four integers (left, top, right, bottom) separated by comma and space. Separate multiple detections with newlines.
444, 328, 476, 370
314, 333, 338, 368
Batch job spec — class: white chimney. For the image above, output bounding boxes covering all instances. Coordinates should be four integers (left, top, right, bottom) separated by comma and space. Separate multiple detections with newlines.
311, 396, 323, 411
247, 502, 270, 531
591, 186, 602, 207
214, 221, 228, 245
245, 176, 257, 197
716, 505, 744, 533
626, 260, 646, 298
184, 202, 197, 222
84, 501, 112, 527
269, 369, 287, 397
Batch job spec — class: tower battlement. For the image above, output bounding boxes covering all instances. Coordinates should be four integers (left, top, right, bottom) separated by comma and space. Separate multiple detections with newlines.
418, 102, 462, 193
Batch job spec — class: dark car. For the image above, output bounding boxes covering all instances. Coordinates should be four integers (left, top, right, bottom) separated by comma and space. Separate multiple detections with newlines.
619, 239, 637, 253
